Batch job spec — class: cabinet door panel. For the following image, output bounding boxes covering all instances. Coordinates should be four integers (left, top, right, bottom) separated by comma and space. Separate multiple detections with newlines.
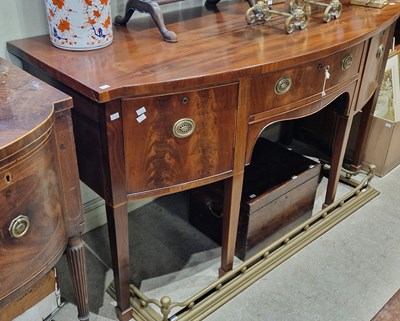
356, 28, 391, 111
122, 83, 238, 195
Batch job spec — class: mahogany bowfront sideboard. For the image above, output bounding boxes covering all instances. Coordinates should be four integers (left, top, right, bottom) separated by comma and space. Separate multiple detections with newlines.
0, 58, 88, 320
7, 0, 399, 319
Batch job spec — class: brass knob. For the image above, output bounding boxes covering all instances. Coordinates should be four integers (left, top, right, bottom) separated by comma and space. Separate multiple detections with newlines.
275, 76, 292, 95
342, 54, 353, 70
172, 118, 196, 138
9, 215, 30, 239
376, 44, 384, 59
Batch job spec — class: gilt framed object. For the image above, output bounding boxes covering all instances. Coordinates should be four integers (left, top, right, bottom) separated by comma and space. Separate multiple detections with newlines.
374, 51, 400, 122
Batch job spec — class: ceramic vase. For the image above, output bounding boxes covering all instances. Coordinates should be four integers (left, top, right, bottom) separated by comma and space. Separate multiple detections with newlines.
45, 0, 113, 50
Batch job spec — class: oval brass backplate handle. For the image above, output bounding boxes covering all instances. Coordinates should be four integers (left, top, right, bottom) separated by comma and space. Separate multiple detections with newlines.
173, 118, 196, 138
342, 54, 353, 70
9, 215, 30, 238
275, 76, 292, 95
376, 44, 384, 59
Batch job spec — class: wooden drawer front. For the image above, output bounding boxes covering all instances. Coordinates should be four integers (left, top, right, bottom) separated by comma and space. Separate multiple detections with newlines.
249, 43, 365, 116
123, 83, 238, 195
0, 133, 67, 302
356, 28, 391, 111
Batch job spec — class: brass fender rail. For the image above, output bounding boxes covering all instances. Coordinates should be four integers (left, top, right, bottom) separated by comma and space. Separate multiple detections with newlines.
108, 166, 379, 321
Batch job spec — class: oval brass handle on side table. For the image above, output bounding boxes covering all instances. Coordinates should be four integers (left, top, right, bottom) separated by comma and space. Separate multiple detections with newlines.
9, 215, 30, 238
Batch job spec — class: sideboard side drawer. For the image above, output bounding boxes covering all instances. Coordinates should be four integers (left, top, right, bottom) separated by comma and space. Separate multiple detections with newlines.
122, 83, 238, 195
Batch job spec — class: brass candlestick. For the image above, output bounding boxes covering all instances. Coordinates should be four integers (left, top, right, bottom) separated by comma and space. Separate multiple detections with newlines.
245, 0, 308, 34
291, 0, 342, 22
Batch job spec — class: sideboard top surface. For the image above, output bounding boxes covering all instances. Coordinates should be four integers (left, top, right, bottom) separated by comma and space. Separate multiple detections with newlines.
7, 0, 400, 102
0, 57, 72, 157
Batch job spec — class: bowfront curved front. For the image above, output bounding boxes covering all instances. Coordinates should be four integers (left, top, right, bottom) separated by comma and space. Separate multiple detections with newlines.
0, 124, 68, 304
0, 58, 88, 321
7, 1, 400, 319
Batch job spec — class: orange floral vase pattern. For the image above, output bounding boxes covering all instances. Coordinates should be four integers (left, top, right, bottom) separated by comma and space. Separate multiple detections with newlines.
45, 0, 113, 50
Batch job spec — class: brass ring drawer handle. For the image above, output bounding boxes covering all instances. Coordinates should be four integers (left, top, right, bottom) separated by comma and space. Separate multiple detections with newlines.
173, 118, 196, 138
9, 215, 30, 239
275, 76, 292, 95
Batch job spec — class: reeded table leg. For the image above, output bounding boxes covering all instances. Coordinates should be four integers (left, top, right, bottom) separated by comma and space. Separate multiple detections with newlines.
66, 236, 90, 321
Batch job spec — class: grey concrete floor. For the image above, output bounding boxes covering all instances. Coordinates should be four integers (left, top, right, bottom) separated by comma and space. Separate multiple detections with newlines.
54, 165, 400, 321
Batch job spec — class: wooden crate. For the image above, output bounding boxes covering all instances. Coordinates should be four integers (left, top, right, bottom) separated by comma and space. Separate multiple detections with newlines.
189, 138, 321, 260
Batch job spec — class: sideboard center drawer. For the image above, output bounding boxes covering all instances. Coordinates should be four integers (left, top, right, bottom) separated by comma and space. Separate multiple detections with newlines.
122, 83, 238, 195
249, 42, 365, 116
